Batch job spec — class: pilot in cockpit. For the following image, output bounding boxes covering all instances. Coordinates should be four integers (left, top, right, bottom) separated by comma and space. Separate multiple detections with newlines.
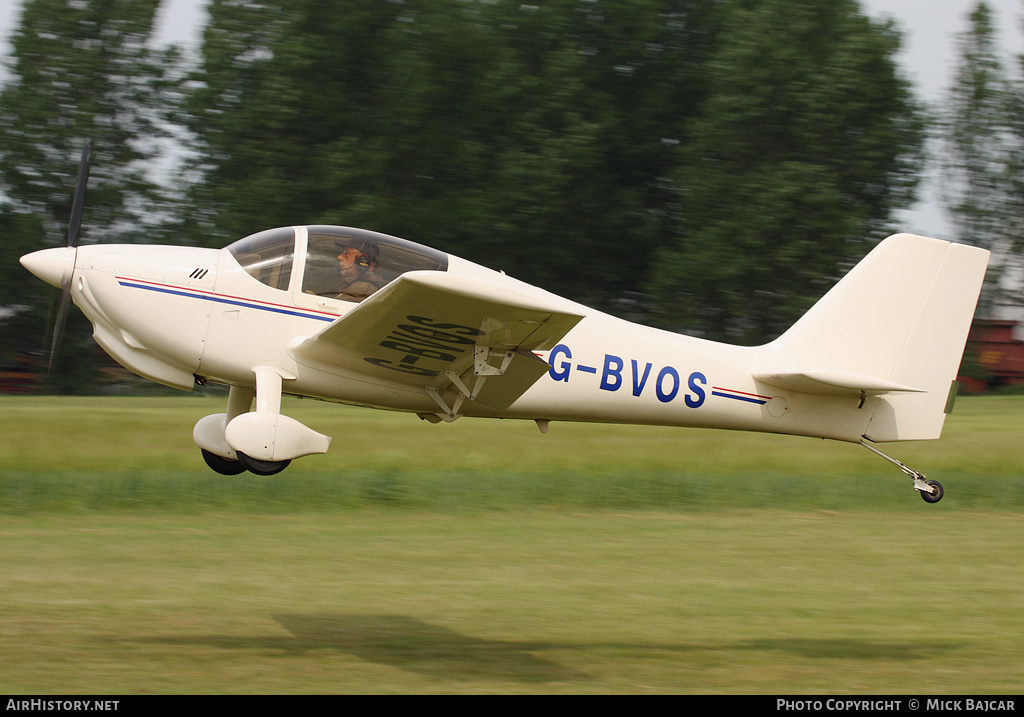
304, 237, 384, 302
334, 241, 384, 301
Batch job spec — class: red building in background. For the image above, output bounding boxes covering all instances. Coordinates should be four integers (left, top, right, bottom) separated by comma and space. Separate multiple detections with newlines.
959, 319, 1024, 393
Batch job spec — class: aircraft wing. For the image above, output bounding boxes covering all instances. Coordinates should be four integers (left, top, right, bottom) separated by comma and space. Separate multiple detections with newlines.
290, 271, 584, 413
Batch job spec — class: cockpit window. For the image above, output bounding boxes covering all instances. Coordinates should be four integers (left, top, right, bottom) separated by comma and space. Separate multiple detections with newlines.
303, 226, 449, 303
225, 226, 295, 291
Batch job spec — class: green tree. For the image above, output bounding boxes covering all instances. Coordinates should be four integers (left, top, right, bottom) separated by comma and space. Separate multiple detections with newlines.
459, 0, 718, 307
990, 2, 1024, 310
649, 0, 924, 343
0, 0, 177, 242
942, 1, 1013, 254
184, 0, 715, 309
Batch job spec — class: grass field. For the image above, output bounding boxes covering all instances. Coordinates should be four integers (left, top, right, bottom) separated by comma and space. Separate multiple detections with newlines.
0, 394, 1022, 693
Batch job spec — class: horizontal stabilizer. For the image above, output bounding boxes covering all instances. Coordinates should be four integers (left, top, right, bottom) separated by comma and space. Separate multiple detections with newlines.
753, 369, 924, 397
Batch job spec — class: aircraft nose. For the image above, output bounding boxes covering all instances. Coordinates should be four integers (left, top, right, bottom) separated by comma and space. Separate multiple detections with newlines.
20, 247, 76, 288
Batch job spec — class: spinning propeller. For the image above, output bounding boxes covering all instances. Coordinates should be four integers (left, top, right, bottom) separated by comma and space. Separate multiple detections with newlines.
51, 139, 93, 371
20, 140, 92, 371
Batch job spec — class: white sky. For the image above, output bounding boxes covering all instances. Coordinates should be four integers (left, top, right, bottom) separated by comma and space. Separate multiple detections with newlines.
1, 0, 1022, 238
862, 0, 1024, 100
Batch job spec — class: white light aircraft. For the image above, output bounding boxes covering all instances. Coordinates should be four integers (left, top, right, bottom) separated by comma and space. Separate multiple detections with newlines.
20, 143, 990, 502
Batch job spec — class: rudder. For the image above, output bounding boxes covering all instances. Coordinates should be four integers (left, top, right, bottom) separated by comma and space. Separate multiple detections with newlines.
865, 239, 990, 440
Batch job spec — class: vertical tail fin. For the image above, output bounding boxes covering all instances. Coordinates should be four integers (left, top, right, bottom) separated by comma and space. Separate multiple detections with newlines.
762, 234, 990, 441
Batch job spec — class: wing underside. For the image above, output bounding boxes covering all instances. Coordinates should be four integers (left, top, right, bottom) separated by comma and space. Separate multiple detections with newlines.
290, 271, 584, 416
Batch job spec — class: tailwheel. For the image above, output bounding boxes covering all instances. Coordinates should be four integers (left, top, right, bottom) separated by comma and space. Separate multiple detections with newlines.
860, 439, 945, 505
919, 479, 944, 504
236, 452, 291, 476
201, 449, 247, 476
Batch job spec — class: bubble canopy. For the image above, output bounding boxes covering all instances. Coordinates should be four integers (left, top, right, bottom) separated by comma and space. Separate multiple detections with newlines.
225, 226, 449, 302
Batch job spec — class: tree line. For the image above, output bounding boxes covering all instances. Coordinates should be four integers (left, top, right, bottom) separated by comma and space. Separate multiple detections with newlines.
4, 0, 1004, 385
941, 0, 1024, 316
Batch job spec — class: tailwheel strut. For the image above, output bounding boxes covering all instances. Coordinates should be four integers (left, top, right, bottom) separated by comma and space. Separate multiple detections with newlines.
859, 439, 944, 504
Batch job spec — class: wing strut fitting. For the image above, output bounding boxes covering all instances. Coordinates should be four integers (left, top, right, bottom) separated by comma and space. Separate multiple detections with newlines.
425, 346, 517, 420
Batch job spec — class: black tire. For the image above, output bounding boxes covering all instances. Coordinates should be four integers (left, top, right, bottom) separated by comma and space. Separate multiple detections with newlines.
201, 449, 247, 476
236, 451, 291, 476
920, 479, 944, 504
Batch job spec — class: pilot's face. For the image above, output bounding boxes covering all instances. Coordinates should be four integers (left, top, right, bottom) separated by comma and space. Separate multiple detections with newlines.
337, 247, 361, 276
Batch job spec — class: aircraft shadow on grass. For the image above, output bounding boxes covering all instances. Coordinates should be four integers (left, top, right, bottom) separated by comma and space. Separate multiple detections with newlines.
124, 614, 964, 683
124, 614, 585, 683
271, 614, 586, 682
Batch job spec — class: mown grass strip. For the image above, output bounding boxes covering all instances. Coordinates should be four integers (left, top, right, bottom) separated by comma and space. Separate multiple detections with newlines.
1, 510, 1022, 694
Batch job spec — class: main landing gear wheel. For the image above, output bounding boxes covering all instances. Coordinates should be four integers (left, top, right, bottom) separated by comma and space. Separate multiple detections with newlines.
919, 479, 944, 504
201, 449, 247, 476
236, 452, 291, 476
